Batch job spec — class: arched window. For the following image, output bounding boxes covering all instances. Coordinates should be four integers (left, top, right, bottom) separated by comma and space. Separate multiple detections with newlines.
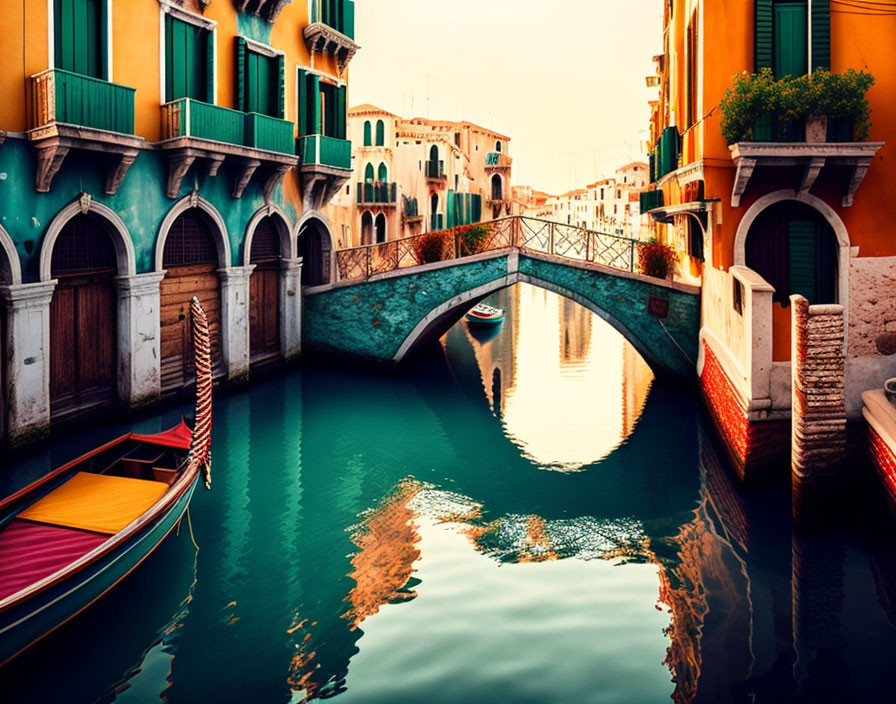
375, 119, 385, 146
363, 121, 372, 147
491, 174, 503, 201
495, 140, 502, 153
361, 211, 374, 246
375, 213, 387, 243
429, 145, 439, 163
364, 163, 375, 183
377, 162, 388, 182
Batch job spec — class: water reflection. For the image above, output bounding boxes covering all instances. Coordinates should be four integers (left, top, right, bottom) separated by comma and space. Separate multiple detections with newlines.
3, 285, 896, 703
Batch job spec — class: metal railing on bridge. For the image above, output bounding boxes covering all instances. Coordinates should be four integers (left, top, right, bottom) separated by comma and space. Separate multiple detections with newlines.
334, 216, 641, 282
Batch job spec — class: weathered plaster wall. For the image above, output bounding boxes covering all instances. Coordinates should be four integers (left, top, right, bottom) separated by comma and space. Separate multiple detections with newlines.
0, 137, 298, 279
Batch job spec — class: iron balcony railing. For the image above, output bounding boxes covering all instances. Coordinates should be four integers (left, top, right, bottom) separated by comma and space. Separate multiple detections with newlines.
357, 182, 397, 204
485, 152, 513, 168
310, 0, 355, 39
31, 68, 135, 134
298, 134, 352, 170
425, 160, 445, 179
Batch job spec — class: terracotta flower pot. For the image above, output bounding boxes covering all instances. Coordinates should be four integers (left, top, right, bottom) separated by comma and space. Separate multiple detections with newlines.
805, 115, 829, 144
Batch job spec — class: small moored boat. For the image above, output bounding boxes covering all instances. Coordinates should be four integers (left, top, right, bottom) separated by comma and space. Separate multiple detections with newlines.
0, 298, 214, 667
465, 303, 505, 326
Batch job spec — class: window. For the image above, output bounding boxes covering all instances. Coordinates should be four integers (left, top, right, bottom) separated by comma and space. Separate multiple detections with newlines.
165, 14, 214, 102
236, 39, 284, 117
364, 163, 374, 183
54, 0, 107, 79
685, 10, 698, 128
495, 140, 502, 152
363, 120, 372, 146
755, 1, 829, 77
297, 70, 346, 138
375, 119, 385, 146
377, 162, 388, 182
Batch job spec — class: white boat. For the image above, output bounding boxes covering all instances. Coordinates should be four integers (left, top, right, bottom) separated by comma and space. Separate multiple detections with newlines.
465, 303, 505, 326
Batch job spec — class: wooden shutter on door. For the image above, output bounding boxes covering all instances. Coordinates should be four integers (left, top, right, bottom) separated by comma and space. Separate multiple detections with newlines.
55, 0, 104, 78
235, 37, 248, 112
755, 0, 774, 72
206, 30, 215, 103
774, 2, 808, 79
811, 0, 831, 71
277, 54, 286, 118
336, 85, 347, 139
789, 220, 817, 303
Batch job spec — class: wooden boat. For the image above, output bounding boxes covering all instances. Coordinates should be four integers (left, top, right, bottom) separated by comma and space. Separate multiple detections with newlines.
863, 388, 896, 515
465, 303, 505, 326
0, 297, 214, 667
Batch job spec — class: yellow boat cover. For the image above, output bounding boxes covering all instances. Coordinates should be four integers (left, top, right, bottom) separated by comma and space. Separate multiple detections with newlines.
18, 472, 168, 535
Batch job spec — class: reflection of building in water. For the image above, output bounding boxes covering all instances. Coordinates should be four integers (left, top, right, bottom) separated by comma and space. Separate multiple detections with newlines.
621, 342, 654, 438
558, 296, 593, 366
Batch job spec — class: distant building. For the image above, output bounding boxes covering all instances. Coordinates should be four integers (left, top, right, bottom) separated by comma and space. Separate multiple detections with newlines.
334, 106, 514, 246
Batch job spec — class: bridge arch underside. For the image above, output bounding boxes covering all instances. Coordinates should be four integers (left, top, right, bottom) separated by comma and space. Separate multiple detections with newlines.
302, 252, 700, 382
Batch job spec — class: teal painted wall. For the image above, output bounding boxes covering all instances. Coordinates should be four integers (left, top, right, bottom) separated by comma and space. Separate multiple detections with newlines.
0, 136, 298, 281
236, 14, 273, 45
303, 253, 701, 381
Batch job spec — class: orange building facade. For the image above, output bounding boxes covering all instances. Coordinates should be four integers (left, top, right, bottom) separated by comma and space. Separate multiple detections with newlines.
645, 0, 895, 477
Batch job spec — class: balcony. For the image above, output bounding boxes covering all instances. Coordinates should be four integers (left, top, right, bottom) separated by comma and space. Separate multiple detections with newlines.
303, 0, 359, 75
485, 152, 513, 170
357, 182, 397, 206
159, 98, 298, 199
28, 68, 143, 193
297, 134, 352, 209
425, 159, 446, 184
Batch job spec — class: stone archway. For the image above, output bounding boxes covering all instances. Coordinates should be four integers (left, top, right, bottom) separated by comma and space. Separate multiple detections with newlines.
297, 214, 334, 287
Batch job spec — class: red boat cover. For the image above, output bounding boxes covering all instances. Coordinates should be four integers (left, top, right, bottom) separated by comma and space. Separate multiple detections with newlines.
131, 418, 193, 450
0, 519, 107, 601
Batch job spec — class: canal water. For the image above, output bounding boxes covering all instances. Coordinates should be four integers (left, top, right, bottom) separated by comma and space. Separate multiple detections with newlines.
4, 282, 896, 703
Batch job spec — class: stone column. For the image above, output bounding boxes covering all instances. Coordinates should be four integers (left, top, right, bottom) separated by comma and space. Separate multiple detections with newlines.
791, 295, 847, 521
1, 281, 57, 447
116, 272, 165, 410
218, 265, 254, 384
280, 257, 303, 360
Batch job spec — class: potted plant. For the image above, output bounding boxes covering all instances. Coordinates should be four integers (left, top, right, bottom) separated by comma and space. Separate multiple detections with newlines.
637, 238, 680, 280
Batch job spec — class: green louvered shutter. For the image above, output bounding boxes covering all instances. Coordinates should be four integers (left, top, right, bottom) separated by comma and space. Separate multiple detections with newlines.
55, 0, 104, 78
336, 85, 347, 139
774, 3, 808, 78
363, 121, 371, 146
376, 120, 385, 146
447, 190, 456, 229
205, 31, 215, 103
297, 69, 308, 135
789, 220, 817, 303
311, 74, 321, 133
235, 37, 247, 111
811, 0, 830, 71
755, 0, 774, 71
277, 54, 286, 118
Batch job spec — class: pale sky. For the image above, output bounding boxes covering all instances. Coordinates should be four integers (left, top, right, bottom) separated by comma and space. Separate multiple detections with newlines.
350, 0, 662, 195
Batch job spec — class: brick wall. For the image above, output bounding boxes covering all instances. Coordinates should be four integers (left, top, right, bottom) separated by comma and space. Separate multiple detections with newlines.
700, 339, 790, 480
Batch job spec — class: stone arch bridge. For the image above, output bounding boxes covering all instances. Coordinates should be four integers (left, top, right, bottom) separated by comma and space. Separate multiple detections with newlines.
301, 217, 701, 381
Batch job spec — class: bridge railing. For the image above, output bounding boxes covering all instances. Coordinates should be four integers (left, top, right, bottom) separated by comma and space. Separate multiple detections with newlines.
334, 216, 640, 282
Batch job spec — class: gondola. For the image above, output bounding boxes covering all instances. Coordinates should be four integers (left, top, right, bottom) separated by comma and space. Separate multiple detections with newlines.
0, 297, 214, 667
465, 303, 505, 326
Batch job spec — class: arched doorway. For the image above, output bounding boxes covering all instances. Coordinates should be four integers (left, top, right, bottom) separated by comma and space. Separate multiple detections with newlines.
298, 218, 333, 286
375, 213, 387, 244
491, 174, 503, 201
249, 216, 284, 366
159, 210, 223, 392
745, 201, 838, 306
361, 211, 373, 245
49, 214, 118, 418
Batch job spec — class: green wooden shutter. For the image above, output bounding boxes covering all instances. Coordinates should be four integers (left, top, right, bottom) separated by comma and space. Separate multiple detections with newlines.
336, 85, 347, 139
446, 190, 456, 229
311, 74, 321, 133
235, 37, 247, 112
774, 2, 808, 78
755, 0, 774, 71
297, 69, 308, 136
55, 0, 103, 78
377, 163, 388, 181
811, 0, 830, 71
364, 163, 374, 182
277, 54, 286, 118
789, 220, 817, 303
363, 121, 371, 146
205, 30, 215, 103
375, 119, 385, 146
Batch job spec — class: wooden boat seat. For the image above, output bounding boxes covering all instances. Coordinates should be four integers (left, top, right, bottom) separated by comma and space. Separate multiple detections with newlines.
17, 472, 168, 535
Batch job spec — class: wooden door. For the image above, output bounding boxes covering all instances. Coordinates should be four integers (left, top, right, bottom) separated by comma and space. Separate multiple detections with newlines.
49, 214, 118, 418
249, 217, 281, 363
159, 212, 222, 393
